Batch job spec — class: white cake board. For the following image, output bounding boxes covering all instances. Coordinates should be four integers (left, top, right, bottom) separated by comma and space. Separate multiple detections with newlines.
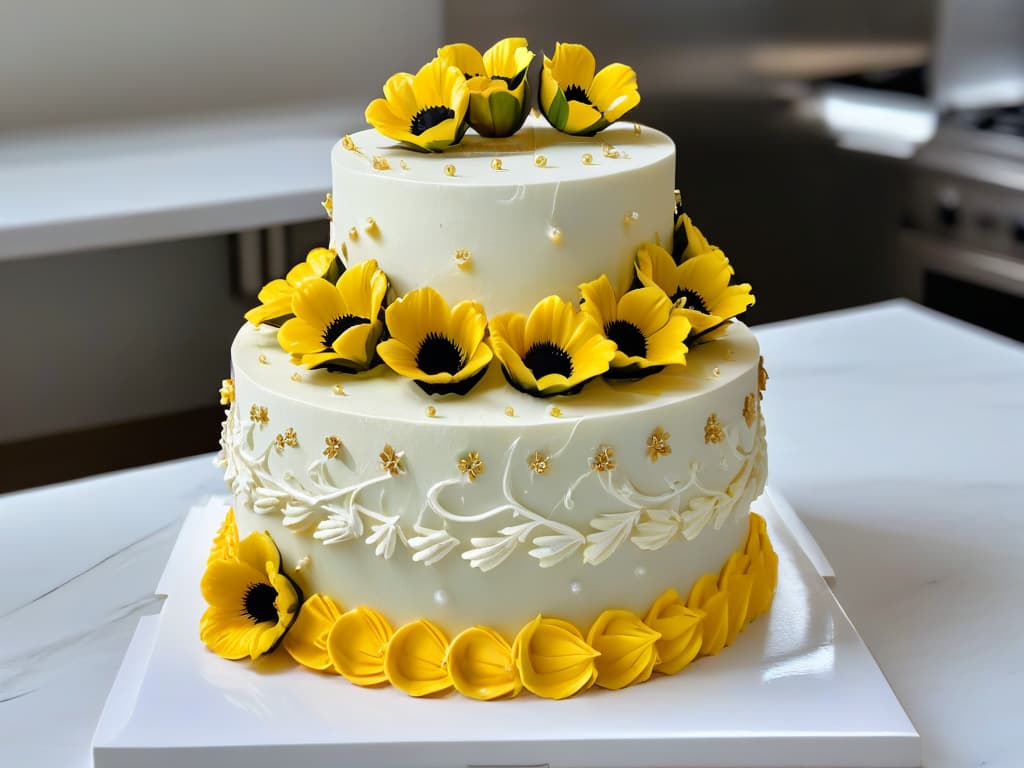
92, 489, 920, 768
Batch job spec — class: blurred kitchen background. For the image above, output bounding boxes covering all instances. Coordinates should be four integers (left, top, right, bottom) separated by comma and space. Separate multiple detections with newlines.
1, 0, 1022, 491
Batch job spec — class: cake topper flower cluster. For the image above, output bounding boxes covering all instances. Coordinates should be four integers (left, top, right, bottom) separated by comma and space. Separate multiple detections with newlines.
365, 39, 641, 151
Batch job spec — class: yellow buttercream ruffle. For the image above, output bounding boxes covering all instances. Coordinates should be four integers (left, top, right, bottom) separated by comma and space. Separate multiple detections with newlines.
326, 605, 394, 685
644, 588, 704, 675
282, 593, 343, 671
512, 616, 599, 699
447, 626, 522, 701
586, 609, 661, 690
384, 618, 453, 697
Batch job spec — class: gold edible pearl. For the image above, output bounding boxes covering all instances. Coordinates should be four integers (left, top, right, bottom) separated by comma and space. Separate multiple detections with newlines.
548, 226, 562, 244
582, 153, 593, 165
623, 211, 639, 225
348, 227, 358, 240
372, 155, 390, 171
258, 354, 269, 365
444, 163, 456, 177
713, 367, 721, 377
341, 134, 356, 151
332, 384, 345, 395
365, 216, 378, 233
504, 406, 515, 417
425, 405, 437, 418
602, 142, 619, 159
290, 372, 302, 382
490, 158, 503, 171
549, 406, 562, 418
633, 122, 642, 135
534, 155, 547, 168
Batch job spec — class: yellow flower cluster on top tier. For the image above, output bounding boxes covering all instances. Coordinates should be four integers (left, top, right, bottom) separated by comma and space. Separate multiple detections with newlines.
200, 508, 778, 699
365, 39, 639, 150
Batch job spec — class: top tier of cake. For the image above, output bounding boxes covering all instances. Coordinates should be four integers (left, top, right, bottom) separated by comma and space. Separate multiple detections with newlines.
331, 117, 675, 316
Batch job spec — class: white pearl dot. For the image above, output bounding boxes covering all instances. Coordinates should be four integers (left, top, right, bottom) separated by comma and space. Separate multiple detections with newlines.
433, 589, 448, 606
569, 581, 583, 594
634, 566, 647, 578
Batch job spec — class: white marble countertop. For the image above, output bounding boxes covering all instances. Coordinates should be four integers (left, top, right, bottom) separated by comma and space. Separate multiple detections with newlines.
1, 299, 1021, 767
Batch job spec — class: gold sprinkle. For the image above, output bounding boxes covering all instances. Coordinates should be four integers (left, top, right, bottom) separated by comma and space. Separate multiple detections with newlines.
399, 159, 409, 171
219, 378, 235, 406
332, 384, 346, 395
258, 354, 269, 365
454, 249, 472, 269
549, 406, 562, 417
457, 451, 485, 481
490, 158, 503, 171
743, 393, 757, 428
348, 226, 358, 241
341, 134, 357, 152
646, 427, 672, 463
444, 163, 456, 177
623, 210, 639, 225
531, 106, 541, 118
321, 193, 333, 220
704, 414, 725, 444
548, 227, 563, 244
591, 446, 616, 472
323, 435, 343, 459
372, 155, 390, 171
674, 189, 683, 214
527, 450, 550, 475
274, 427, 298, 452
249, 404, 269, 424
364, 216, 378, 234
582, 153, 593, 165
633, 122, 642, 135
294, 555, 311, 572
758, 355, 769, 397
504, 406, 515, 417
534, 155, 547, 167
425, 405, 437, 418
379, 444, 404, 476
601, 143, 619, 159
712, 366, 721, 377
290, 372, 302, 383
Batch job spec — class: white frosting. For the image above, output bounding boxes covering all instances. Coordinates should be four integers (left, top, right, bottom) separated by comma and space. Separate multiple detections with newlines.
332, 118, 675, 316
224, 321, 766, 636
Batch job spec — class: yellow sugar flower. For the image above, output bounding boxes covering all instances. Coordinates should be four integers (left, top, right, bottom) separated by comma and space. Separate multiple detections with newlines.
489, 295, 616, 397
512, 615, 600, 699
539, 42, 640, 136
644, 588, 704, 675
277, 260, 388, 372
579, 273, 691, 378
199, 530, 302, 661
438, 37, 534, 138
686, 573, 729, 657
635, 242, 755, 339
384, 618, 453, 697
282, 593, 343, 672
244, 247, 343, 327
207, 507, 239, 565
326, 605, 394, 686
365, 57, 470, 152
671, 213, 718, 264
586, 609, 661, 690
377, 285, 492, 396
447, 626, 522, 701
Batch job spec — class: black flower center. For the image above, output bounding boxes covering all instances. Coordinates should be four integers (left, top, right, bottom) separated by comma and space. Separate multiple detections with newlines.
564, 84, 592, 105
416, 332, 465, 375
322, 314, 369, 348
672, 225, 689, 263
523, 341, 573, 379
673, 288, 710, 314
409, 105, 455, 136
605, 320, 648, 358
242, 582, 278, 624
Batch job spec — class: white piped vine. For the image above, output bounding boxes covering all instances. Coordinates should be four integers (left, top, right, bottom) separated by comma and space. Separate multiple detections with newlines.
216, 399, 766, 571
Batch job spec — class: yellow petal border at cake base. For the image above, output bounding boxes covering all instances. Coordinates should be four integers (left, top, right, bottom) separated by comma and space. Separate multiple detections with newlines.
326, 605, 394, 685
512, 615, 600, 699
686, 572, 730, 657
446, 625, 523, 700
282, 593, 344, 672
644, 588, 705, 675
207, 507, 239, 565
384, 618, 453, 697
719, 551, 754, 646
586, 609, 661, 690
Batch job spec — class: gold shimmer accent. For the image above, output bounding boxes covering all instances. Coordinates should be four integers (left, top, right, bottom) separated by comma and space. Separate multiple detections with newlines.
549, 406, 562, 417
290, 372, 302, 382
379, 444, 403, 476
548, 227, 563, 244
321, 193, 333, 220
743, 393, 757, 428
365, 217, 378, 234
582, 153, 593, 165
372, 155, 391, 171
674, 189, 682, 211
274, 427, 298, 452
758, 355, 769, 398
341, 134, 357, 152
712, 367, 721, 377
323, 435, 343, 459
490, 158, 503, 171
399, 159, 410, 171
646, 427, 672, 463
332, 384, 345, 396
623, 211, 639, 225
534, 155, 547, 167
294, 555, 310, 572
633, 122, 642, 135
425, 405, 437, 418
444, 163, 456, 177
249, 404, 269, 424
454, 249, 472, 269
258, 354, 269, 365
591, 446, 616, 472
457, 451, 485, 481
527, 450, 551, 475
219, 378, 235, 405
348, 227, 358, 241
601, 143, 619, 159
704, 414, 725, 444
504, 406, 515, 417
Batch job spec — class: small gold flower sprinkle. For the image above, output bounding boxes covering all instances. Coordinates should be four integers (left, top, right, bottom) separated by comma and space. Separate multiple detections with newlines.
548, 227, 562, 244
743, 393, 757, 428
602, 142, 619, 159
646, 427, 672, 463
332, 384, 345, 395
704, 414, 725, 444
348, 226, 358, 241
712, 366, 721, 377
365, 216, 378, 234
758, 355, 769, 397
591, 446, 616, 472
444, 163, 456, 177
623, 210, 639, 225
425, 405, 437, 418
633, 122, 642, 135
249, 404, 269, 424
457, 451, 485, 481
490, 158, 503, 171
399, 159, 409, 171
323, 435, 343, 459
379, 444, 403, 476
274, 428, 297, 452
219, 378, 235, 405
504, 406, 515, 417
549, 406, 562, 417
454, 249, 472, 269
321, 193, 333, 220
290, 372, 302, 383
372, 155, 390, 171
341, 134, 357, 151
527, 450, 550, 475
273, 433, 285, 452
582, 153, 593, 165
258, 354, 269, 365
534, 155, 547, 167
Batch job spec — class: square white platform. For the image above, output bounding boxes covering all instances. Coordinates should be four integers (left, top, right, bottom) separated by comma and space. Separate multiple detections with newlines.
92, 490, 920, 768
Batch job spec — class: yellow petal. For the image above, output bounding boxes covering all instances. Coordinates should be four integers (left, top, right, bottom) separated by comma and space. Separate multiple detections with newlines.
291, 278, 346, 331
549, 42, 596, 90
207, 507, 238, 565
376, 338, 423, 380
641, 312, 691, 367
327, 606, 394, 686
413, 57, 469, 121
617, 286, 674, 339
200, 558, 264, 610
719, 552, 753, 646
366, 96, 415, 142
539, 64, 561, 117
329, 318, 381, 369
302, 247, 339, 280
381, 71, 419, 120
337, 259, 387, 319
278, 317, 328, 355
482, 37, 532, 79
512, 616, 599, 700
588, 62, 640, 122
449, 299, 488, 355
489, 311, 540, 390
200, 605, 265, 660
524, 295, 576, 351
635, 241, 679, 296
447, 626, 522, 701
586, 609, 661, 690
674, 213, 715, 260
677, 251, 733, 305
237, 530, 281, 574
437, 42, 486, 77
384, 618, 453, 697
645, 589, 704, 675
578, 273, 619, 327
453, 340, 493, 382
385, 285, 451, 347
564, 100, 604, 134
554, 330, 615, 390
283, 593, 344, 671
687, 574, 729, 657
